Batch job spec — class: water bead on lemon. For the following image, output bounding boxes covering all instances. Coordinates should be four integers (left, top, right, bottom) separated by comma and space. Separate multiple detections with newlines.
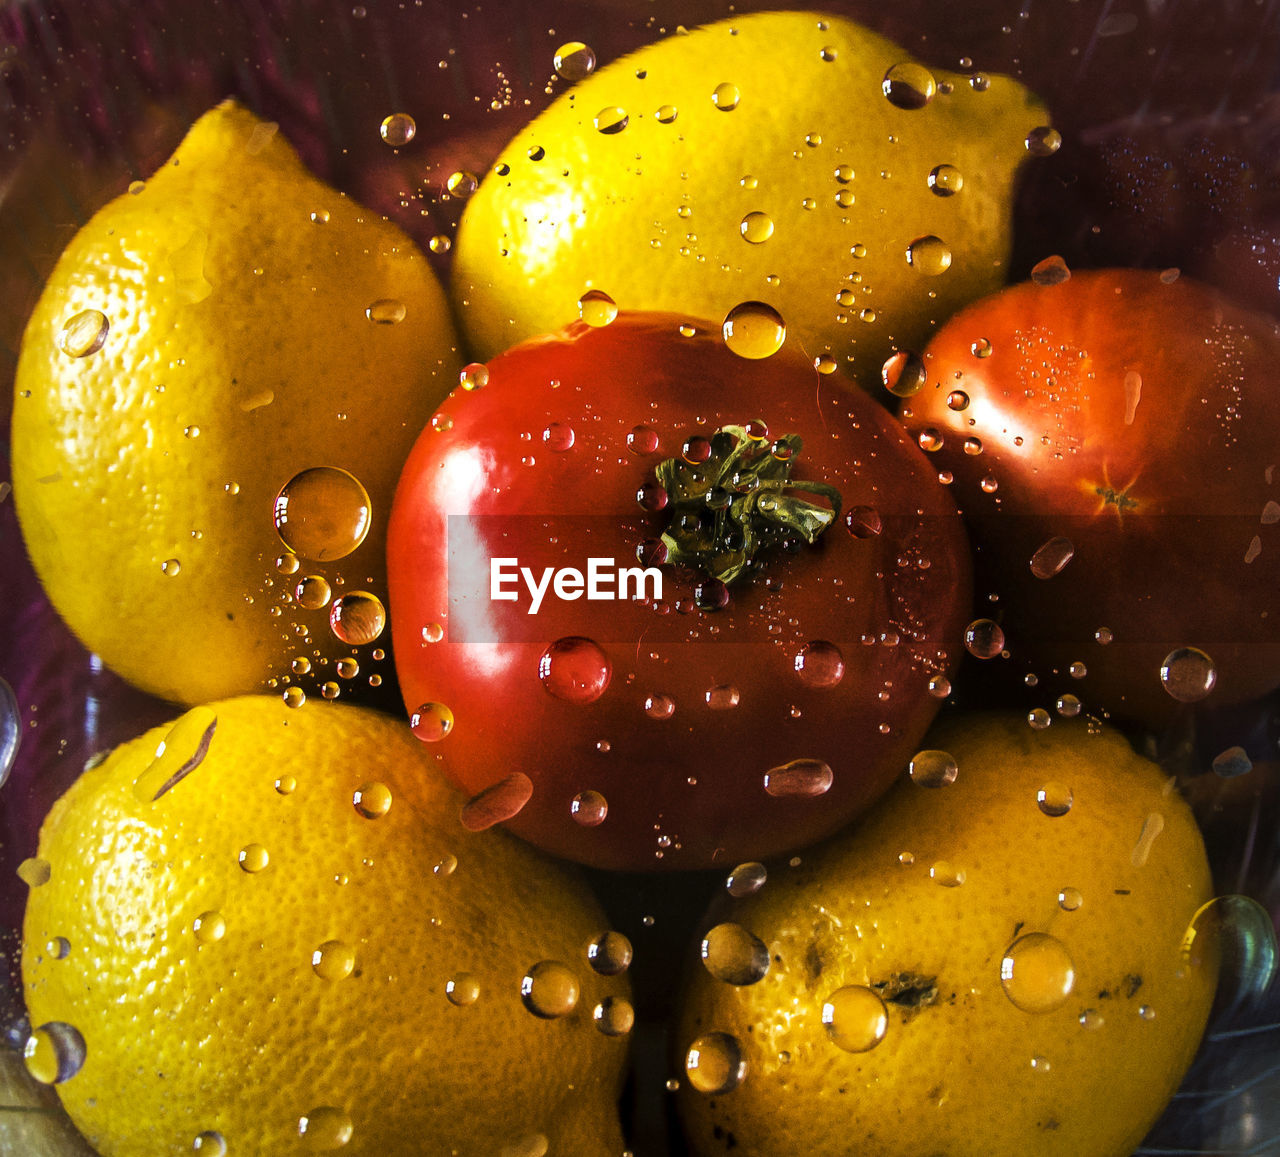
453, 11, 1049, 385
11, 101, 461, 705
22, 697, 630, 1156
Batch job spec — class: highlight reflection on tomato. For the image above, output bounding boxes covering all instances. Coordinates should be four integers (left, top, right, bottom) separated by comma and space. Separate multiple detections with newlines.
387, 313, 972, 871
900, 269, 1280, 729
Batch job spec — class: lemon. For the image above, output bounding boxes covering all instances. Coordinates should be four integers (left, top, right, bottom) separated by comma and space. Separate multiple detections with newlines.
11, 100, 462, 706
675, 713, 1218, 1157
21, 696, 630, 1156
453, 11, 1049, 383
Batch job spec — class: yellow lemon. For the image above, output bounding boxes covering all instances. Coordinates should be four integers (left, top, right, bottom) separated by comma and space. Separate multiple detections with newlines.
453, 11, 1049, 382
11, 101, 461, 706
21, 696, 630, 1156
675, 712, 1218, 1157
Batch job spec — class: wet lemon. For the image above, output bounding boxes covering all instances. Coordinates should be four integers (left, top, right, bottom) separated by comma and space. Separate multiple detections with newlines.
676, 712, 1218, 1156
11, 101, 461, 705
22, 696, 630, 1156
453, 11, 1048, 384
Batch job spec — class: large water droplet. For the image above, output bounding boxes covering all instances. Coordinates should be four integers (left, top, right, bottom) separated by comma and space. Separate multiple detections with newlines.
928, 164, 964, 196
460, 773, 534, 832
298, 1106, 354, 1150
711, 82, 740, 110
1036, 782, 1073, 817
366, 298, 407, 325
1000, 932, 1076, 1013
722, 301, 786, 359
793, 641, 845, 687
274, 467, 371, 561
312, 939, 357, 981
329, 592, 386, 646
379, 113, 416, 146
909, 749, 958, 788
881, 350, 926, 397
410, 702, 454, 742
59, 309, 109, 357
521, 960, 580, 1018
570, 789, 609, 826
1181, 895, 1277, 1013
822, 986, 889, 1052
1030, 537, 1075, 579
193, 910, 227, 944
538, 637, 611, 703
685, 1032, 747, 1094
586, 930, 633, 975
553, 41, 596, 81
726, 862, 767, 897
739, 211, 775, 244
593, 106, 629, 134
238, 843, 270, 873
906, 235, 952, 276
763, 758, 833, 798
446, 972, 481, 1006
882, 62, 937, 108
352, 781, 392, 819
701, 923, 770, 985
23, 1023, 86, 1084
593, 996, 635, 1036
1160, 647, 1217, 702
964, 619, 1005, 659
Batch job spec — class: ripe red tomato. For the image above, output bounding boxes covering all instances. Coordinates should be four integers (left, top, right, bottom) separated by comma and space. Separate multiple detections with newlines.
387, 313, 972, 871
900, 269, 1280, 729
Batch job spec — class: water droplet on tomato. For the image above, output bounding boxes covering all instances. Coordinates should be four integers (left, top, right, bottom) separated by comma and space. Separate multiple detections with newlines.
627, 425, 659, 454
460, 773, 534, 831
538, 638, 611, 703
1030, 536, 1075, 579
379, 113, 416, 146
1027, 707, 1052, 730
1130, 812, 1165, 867
964, 619, 1005, 659
1160, 647, 1217, 702
793, 641, 845, 687
571, 790, 608, 826
701, 923, 770, 985
706, 684, 741, 710
410, 702, 454, 742
460, 362, 489, 391
542, 422, 575, 451
763, 758, 833, 798
644, 693, 675, 719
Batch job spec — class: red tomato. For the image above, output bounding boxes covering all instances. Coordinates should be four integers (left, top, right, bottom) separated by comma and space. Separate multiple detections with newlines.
387, 313, 972, 871
900, 269, 1280, 729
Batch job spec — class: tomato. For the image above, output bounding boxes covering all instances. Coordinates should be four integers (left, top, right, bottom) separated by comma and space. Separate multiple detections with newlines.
899, 269, 1280, 729
386, 313, 972, 871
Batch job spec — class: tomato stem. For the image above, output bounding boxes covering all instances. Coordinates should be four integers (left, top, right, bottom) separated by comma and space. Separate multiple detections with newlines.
652, 424, 842, 585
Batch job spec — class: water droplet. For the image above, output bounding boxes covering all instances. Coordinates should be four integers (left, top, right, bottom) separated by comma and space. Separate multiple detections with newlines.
881, 350, 927, 397
274, 467, 371, 561
593, 996, 635, 1036
428, 235, 452, 254
906, 235, 952, 276
644, 693, 676, 720
298, 1106, 353, 1150
1056, 694, 1082, 718
571, 790, 609, 826
593, 106, 629, 134
882, 62, 937, 108
793, 641, 845, 687
459, 362, 489, 391
410, 702, 454, 742
59, 309, 109, 357
329, 592, 386, 647
626, 425, 660, 456
282, 686, 306, 709
521, 960, 580, 1018
1031, 255, 1071, 286
1212, 746, 1253, 778
929, 861, 966, 887
821, 986, 888, 1052
366, 298, 407, 325
964, 619, 1005, 659
928, 674, 952, 698
433, 854, 458, 878
446, 972, 481, 1005
1000, 932, 1075, 1012
946, 390, 970, 411
1027, 707, 1052, 730
1029, 536, 1075, 579
193, 1131, 228, 1155
422, 622, 445, 644
460, 773, 534, 831
310, 209, 331, 224
1058, 887, 1083, 911
722, 301, 786, 359
0, 677, 20, 789
701, 923, 770, 986
238, 843, 269, 873
1131, 812, 1165, 867
1180, 894, 1277, 1004
379, 113, 416, 146
312, 939, 356, 981
1025, 126, 1062, 156
704, 684, 741, 711
527, 145, 546, 161
1036, 782, 1073, 817
444, 170, 479, 200
909, 749, 958, 788
132, 705, 218, 802
23, 1023, 86, 1084
711, 82, 740, 110
656, 104, 679, 124
45, 935, 70, 960
542, 422, 575, 452
193, 910, 227, 944
685, 1032, 747, 1094
739, 211, 774, 244
1160, 647, 1217, 702
553, 41, 596, 81
763, 758, 833, 798
1079, 1008, 1104, 1029
18, 857, 51, 887
295, 574, 333, 610
928, 164, 964, 196
586, 930, 633, 976
352, 781, 392, 819
500, 1136, 549, 1157
578, 289, 618, 327
538, 637, 611, 703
